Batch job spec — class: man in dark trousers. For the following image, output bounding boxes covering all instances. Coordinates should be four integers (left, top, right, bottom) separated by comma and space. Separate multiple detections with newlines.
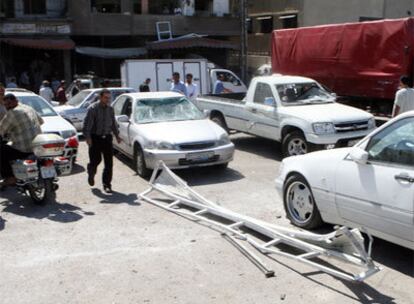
83, 89, 121, 193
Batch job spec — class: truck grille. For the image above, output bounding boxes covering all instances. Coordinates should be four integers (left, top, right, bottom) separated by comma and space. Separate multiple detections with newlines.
178, 141, 216, 150
334, 121, 369, 133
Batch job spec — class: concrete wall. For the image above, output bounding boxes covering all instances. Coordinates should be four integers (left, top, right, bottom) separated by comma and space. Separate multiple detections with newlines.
68, 0, 240, 36
302, 0, 414, 26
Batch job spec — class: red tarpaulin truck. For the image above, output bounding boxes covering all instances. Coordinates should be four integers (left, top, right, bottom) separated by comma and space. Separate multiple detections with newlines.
271, 18, 414, 116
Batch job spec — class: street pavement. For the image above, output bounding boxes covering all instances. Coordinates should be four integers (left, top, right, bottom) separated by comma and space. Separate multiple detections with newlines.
0, 134, 413, 304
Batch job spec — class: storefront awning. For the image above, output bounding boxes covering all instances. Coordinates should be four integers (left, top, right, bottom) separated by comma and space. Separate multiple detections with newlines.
0, 37, 75, 50
147, 35, 239, 51
75, 46, 147, 59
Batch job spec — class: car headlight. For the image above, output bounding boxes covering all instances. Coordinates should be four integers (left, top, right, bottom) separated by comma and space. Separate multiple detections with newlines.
61, 130, 77, 139
217, 133, 231, 146
312, 122, 335, 135
147, 141, 175, 150
368, 117, 376, 129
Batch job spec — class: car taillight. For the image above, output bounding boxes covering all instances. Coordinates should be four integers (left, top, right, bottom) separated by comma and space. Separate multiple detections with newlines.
23, 159, 36, 164
67, 136, 79, 148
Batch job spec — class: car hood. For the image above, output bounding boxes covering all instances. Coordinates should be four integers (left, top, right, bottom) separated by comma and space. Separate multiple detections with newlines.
284, 147, 352, 168
136, 119, 225, 143
54, 105, 77, 114
282, 103, 373, 123
41, 116, 77, 134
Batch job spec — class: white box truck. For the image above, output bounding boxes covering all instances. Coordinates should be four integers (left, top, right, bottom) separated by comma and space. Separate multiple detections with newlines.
121, 59, 247, 95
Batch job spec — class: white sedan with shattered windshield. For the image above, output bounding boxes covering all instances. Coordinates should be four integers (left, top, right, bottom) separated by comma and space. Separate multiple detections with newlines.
275, 112, 414, 250
112, 92, 234, 177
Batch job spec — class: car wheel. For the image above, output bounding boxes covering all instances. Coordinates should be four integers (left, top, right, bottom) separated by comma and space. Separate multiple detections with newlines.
283, 174, 323, 229
211, 115, 228, 132
134, 145, 151, 178
282, 131, 310, 157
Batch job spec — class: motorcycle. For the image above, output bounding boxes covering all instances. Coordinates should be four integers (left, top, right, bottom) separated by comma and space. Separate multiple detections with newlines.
10, 134, 72, 204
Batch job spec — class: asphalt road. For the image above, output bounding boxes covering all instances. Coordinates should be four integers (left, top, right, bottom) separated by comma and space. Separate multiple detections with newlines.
0, 134, 413, 304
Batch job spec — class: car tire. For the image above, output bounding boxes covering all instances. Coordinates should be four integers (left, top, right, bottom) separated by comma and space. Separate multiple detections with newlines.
211, 115, 228, 132
283, 174, 323, 229
282, 131, 310, 158
134, 145, 151, 178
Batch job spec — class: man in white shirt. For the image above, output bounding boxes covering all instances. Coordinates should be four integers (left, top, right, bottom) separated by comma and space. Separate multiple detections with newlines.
392, 75, 414, 117
185, 73, 199, 102
39, 80, 54, 103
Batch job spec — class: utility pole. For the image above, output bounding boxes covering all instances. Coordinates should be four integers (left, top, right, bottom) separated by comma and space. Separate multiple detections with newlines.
240, 0, 248, 83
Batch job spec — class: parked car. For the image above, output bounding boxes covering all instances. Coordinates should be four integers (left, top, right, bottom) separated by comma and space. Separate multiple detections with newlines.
66, 75, 121, 100
112, 92, 235, 177
5, 90, 79, 163
275, 111, 414, 250
195, 75, 376, 158
55, 87, 136, 132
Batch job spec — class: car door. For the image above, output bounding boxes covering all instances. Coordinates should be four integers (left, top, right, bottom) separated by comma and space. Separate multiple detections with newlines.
120, 97, 134, 156
246, 82, 280, 140
335, 117, 414, 245
113, 96, 128, 153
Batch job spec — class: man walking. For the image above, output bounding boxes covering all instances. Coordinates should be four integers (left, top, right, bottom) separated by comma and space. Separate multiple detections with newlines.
83, 89, 121, 193
185, 73, 199, 102
0, 93, 43, 186
392, 75, 414, 117
139, 78, 151, 92
39, 80, 54, 103
56, 80, 67, 105
170, 72, 187, 96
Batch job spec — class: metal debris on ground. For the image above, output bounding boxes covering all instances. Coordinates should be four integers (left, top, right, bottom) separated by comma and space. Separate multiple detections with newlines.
138, 161, 380, 282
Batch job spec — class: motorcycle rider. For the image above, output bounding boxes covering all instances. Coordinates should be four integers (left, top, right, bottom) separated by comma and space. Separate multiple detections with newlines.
0, 93, 44, 187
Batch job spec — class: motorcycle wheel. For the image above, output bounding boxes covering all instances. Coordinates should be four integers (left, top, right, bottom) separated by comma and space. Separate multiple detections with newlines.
28, 178, 54, 205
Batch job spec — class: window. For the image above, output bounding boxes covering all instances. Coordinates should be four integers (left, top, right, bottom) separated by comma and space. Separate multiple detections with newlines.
91, 0, 121, 13
367, 117, 414, 167
280, 14, 298, 29
253, 83, 274, 105
257, 16, 273, 34
23, 0, 46, 15
133, 0, 142, 14
122, 98, 133, 118
275, 82, 333, 104
113, 96, 127, 116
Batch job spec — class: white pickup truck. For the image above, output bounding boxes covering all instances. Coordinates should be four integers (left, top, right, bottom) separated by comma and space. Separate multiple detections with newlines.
195, 75, 376, 157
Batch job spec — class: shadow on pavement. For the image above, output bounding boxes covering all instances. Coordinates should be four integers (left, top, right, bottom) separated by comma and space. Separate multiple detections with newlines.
70, 163, 86, 175
0, 187, 94, 223
176, 166, 245, 186
0, 216, 5, 231
114, 149, 245, 186
231, 135, 283, 161
91, 188, 140, 205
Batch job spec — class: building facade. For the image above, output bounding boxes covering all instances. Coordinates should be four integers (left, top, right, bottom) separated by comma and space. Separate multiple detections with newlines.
0, 0, 240, 91
247, 0, 414, 75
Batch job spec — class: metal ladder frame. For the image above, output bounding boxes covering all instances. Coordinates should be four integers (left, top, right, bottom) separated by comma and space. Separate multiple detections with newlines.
138, 161, 380, 282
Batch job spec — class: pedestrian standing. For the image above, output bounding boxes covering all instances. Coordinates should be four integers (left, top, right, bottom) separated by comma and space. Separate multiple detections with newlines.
83, 89, 121, 193
185, 73, 199, 102
39, 80, 54, 103
139, 78, 151, 92
56, 80, 67, 105
392, 75, 414, 117
170, 72, 187, 96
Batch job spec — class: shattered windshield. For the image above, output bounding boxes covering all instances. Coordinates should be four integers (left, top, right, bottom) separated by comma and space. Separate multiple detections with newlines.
275, 82, 334, 105
134, 97, 204, 124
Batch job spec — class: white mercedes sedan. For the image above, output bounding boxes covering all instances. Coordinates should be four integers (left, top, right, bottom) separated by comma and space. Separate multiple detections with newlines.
276, 112, 414, 250
112, 92, 235, 177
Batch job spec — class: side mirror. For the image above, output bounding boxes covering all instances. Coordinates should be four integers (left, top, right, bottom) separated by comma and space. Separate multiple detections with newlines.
117, 115, 130, 123
264, 97, 276, 107
349, 147, 369, 165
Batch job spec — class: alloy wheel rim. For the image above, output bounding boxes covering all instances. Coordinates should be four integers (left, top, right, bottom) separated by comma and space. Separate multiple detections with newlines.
286, 181, 314, 224
288, 138, 307, 156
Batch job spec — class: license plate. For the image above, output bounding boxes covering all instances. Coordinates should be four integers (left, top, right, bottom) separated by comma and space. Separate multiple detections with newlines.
348, 139, 360, 147
41, 166, 56, 178
186, 151, 215, 161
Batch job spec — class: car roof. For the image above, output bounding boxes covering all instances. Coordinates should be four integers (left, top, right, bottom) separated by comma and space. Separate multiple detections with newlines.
84, 87, 135, 93
5, 90, 39, 97
254, 75, 318, 84
123, 91, 184, 99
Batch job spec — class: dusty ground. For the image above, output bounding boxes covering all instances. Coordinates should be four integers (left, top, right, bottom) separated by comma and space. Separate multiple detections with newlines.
0, 135, 413, 304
